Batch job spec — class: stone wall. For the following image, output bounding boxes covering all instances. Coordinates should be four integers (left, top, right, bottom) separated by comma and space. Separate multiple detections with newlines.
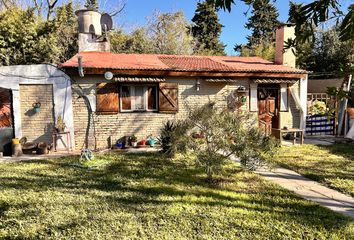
71, 77, 249, 150
19, 84, 54, 143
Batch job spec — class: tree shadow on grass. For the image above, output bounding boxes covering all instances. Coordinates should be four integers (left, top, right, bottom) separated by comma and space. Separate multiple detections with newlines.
0, 152, 353, 234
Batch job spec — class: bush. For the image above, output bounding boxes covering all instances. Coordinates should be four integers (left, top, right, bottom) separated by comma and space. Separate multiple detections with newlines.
159, 120, 189, 157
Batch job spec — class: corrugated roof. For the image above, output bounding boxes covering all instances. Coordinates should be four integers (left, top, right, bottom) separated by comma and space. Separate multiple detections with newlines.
60, 51, 308, 74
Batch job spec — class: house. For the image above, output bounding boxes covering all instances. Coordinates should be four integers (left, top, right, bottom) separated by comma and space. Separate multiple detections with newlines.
0, 8, 308, 153
59, 9, 308, 150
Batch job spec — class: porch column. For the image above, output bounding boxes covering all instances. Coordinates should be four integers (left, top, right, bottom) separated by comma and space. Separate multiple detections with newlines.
299, 76, 308, 130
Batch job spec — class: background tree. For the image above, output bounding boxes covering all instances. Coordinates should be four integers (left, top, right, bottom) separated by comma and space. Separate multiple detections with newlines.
0, 2, 77, 66
234, 0, 279, 60
296, 28, 353, 76
147, 11, 195, 55
191, 0, 225, 55
211, 0, 354, 42
53, 2, 77, 62
110, 27, 153, 54
0, 7, 55, 65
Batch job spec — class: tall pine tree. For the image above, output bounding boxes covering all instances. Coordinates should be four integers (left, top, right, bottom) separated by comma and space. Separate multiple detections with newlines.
235, 0, 279, 60
245, 0, 279, 46
191, 1, 225, 55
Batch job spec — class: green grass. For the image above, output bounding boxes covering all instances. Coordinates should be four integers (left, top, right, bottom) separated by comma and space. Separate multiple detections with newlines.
0, 152, 353, 239
275, 143, 354, 197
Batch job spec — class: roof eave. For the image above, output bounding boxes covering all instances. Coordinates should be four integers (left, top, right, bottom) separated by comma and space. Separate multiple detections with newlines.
62, 67, 307, 79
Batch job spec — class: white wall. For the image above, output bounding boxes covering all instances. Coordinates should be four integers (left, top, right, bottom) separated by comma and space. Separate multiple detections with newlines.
0, 64, 75, 148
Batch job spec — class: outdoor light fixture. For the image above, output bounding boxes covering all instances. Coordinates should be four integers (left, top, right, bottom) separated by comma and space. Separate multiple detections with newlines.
196, 79, 201, 91
237, 86, 246, 92
104, 71, 113, 80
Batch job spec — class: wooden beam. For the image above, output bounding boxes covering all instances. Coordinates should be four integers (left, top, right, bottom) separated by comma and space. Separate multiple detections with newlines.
63, 67, 307, 79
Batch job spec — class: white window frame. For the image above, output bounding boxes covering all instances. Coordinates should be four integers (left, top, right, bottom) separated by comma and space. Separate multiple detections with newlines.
119, 84, 158, 112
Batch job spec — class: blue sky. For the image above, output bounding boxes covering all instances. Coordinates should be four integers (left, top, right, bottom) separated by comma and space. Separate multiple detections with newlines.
114, 0, 353, 55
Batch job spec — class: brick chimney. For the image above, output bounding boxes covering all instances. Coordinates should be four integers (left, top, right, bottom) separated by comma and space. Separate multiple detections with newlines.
275, 23, 296, 68
76, 9, 110, 52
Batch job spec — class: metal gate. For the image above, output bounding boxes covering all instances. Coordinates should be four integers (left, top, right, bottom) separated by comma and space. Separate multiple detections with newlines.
306, 114, 335, 135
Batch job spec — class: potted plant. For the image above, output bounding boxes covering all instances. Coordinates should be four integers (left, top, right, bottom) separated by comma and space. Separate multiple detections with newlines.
139, 139, 146, 146
32, 102, 41, 113
130, 135, 138, 147
146, 135, 158, 147
55, 116, 66, 133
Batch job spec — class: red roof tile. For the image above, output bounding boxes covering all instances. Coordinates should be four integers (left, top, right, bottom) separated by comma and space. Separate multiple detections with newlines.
60, 51, 307, 74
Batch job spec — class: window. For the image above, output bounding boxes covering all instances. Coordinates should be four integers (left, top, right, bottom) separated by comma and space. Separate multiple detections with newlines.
120, 85, 158, 112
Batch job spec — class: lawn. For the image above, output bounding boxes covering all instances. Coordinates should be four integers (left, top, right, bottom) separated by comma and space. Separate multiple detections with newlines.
275, 143, 354, 197
0, 152, 353, 239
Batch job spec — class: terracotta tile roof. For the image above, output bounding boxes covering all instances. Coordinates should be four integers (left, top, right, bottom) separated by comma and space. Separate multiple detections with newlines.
60, 51, 307, 74
158, 55, 231, 71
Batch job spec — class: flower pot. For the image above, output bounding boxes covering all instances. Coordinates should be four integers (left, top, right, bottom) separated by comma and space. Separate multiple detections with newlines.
139, 140, 146, 145
131, 142, 137, 147
147, 139, 157, 147
33, 107, 40, 113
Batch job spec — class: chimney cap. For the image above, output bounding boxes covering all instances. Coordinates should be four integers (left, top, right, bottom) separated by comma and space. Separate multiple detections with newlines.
75, 9, 100, 16
277, 22, 296, 28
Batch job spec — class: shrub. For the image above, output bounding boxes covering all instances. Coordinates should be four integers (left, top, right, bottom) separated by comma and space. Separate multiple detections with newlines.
159, 120, 189, 157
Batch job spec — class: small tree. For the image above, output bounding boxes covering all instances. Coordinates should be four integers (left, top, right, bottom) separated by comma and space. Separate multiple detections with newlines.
176, 103, 277, 181
84, 0, 99, 11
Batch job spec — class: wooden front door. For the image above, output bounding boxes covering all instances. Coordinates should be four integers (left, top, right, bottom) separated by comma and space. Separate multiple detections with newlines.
258, 85, 280, 135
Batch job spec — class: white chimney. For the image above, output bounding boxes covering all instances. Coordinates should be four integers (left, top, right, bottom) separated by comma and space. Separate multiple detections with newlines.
275, 23, 296, 68
76, 9, 110, 52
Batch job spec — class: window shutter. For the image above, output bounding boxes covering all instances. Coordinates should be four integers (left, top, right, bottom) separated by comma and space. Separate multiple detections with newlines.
96, 83, 119, 114
280, 83, 289, 111
250, 83, 258, 112
159, 83, 178, 113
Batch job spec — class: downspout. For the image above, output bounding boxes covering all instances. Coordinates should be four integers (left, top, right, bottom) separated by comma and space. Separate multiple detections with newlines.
77, 56, 97, 150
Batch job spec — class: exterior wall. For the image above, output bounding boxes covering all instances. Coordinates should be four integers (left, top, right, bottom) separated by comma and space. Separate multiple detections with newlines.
19, 85, 54, 143
0, 64, 75, 148
71, 76, 249, 150
280, 81, 300, 129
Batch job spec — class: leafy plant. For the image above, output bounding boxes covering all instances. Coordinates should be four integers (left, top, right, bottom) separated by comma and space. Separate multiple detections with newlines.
56, 115, 66, 132
159, 120, 188, 157
130, 135, 137, 142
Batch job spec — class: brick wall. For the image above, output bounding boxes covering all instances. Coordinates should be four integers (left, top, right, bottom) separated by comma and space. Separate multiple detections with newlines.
19, 84, 54, 143
71, 77, 249, 149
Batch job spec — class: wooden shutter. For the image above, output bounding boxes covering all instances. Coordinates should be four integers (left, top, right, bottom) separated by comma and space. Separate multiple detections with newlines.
96, 83, 119, 114
159, 83, 178, 113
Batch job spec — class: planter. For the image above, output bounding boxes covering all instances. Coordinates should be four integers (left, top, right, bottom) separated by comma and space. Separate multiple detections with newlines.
115, 142, 123, 148
147, 139, 157, 147
139, 140, 146, 146
33, 107, 40, 113
131, 142, 138, 147
36, 142, 49, 155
